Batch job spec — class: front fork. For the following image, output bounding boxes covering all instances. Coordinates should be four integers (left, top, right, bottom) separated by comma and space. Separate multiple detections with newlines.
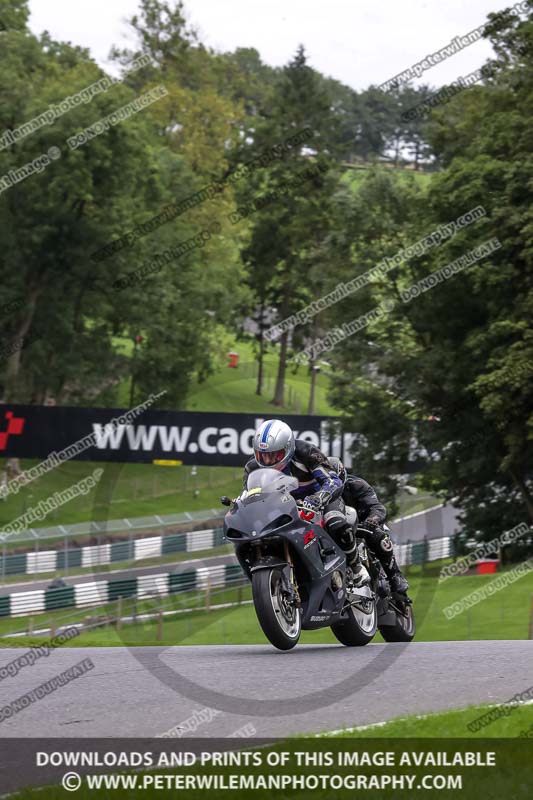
284, 540, 301, 606
250, 541, 300, 607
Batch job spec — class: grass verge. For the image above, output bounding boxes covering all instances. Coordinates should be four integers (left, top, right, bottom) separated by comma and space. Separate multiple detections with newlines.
0, 462, 242, 534
317, 703, 533, 738
2, 567, 532, 645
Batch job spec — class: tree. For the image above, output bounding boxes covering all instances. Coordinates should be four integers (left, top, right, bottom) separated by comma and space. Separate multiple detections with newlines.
231, 45, 337, 407
324, 1, 533, 539
398, 84, 434, 170
0, 0, 250, 408
313, 167, 425, 510
0, 5, 171, 402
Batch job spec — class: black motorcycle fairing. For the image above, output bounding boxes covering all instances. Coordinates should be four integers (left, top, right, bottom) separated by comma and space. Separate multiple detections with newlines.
223, 468, 386, 631
224, 486, 303, 540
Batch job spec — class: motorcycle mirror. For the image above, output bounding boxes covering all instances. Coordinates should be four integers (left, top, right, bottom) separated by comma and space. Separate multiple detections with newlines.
220, 496, 232, 506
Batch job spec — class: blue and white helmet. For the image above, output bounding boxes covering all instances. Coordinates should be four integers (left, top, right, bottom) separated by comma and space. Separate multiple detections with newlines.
253, 419, 295, 471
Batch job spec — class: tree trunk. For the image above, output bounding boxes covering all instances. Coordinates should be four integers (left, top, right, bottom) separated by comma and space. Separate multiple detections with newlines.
2, 285, 41, 402
510, 469, 533, 524
394, 135, 400, 167
55, 278, 92, 404
256, 302, 265, 396
414, 140, 420, 171
272, 330, 288, 406
308, 361, 317, 415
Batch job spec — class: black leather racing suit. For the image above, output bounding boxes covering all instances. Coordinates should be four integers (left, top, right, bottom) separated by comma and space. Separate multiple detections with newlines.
342, 474, 404, 582
243, 440, 354, 554
341, 475, 387, 524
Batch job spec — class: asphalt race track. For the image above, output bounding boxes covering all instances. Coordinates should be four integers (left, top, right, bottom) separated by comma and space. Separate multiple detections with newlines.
1, 640, 531, 738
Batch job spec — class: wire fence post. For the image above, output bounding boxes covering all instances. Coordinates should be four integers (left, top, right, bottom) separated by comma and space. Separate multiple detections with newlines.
1, 543, 5, 587
116, 595, 123, 631
205, 575, 211, 612
64, 533, 69, 577
156, 611, 163, 641
404, 539, 411, 577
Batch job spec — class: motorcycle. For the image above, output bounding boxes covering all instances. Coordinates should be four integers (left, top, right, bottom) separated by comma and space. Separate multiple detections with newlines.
221, 468, 415, 651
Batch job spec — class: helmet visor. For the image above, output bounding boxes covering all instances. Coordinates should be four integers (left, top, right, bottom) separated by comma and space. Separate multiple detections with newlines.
256, 448, 286, 467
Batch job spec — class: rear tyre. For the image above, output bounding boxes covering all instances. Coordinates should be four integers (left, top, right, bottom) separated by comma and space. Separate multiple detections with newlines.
330, 594, 377, 646
379, 600, 415, 642
252, 567, 301, 651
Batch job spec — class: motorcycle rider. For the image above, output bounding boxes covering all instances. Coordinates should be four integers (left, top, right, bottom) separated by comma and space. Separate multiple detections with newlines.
243, 419, 370, 586
327, 457, 409, 594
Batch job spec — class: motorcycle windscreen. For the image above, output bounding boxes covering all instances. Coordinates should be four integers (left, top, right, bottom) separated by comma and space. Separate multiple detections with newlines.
246, 468, 298, 496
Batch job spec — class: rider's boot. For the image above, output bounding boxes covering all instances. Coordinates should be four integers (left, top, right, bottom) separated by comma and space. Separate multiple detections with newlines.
364, 524, 409, 595
384, 556, 409, 595
348, 554, 371, 588
341, 530, 370, 588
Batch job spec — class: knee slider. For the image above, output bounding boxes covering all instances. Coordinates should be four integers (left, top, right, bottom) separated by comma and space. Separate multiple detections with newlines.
323, 509, 346, 534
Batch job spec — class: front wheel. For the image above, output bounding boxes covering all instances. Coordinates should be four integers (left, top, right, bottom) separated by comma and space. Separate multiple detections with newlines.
330, 591, 377, 646
252, 568, 301, 651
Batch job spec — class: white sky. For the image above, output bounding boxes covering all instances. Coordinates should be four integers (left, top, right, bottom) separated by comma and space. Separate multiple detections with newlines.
29, 0, 512, 90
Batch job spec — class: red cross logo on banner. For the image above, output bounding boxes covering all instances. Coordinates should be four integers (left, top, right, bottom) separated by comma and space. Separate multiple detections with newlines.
0, 411, 25, 450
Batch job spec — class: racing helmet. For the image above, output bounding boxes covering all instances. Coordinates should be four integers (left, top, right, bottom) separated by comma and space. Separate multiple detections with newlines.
253, 419, 295, 471
327, 456, 346, 484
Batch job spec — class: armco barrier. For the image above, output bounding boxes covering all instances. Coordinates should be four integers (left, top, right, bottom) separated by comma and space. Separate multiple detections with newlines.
0, 538, 458, 619
0, 563, 244, 618
395, 535, 454, 566
0, 526, 452, 581
0, 527, 226, 579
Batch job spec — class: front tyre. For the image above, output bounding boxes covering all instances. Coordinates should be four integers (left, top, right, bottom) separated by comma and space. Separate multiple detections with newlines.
252, 568, 301, 651
331, 593, 377, 646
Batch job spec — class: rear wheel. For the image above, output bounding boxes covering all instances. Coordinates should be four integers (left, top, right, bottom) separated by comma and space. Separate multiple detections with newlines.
379, 600, 415, 642
252, 567, 301, 651
330, 592, 377, 646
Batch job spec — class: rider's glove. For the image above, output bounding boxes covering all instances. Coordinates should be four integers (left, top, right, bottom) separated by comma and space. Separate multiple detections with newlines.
303, 490, 330, 511
364, 515, 381, 530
